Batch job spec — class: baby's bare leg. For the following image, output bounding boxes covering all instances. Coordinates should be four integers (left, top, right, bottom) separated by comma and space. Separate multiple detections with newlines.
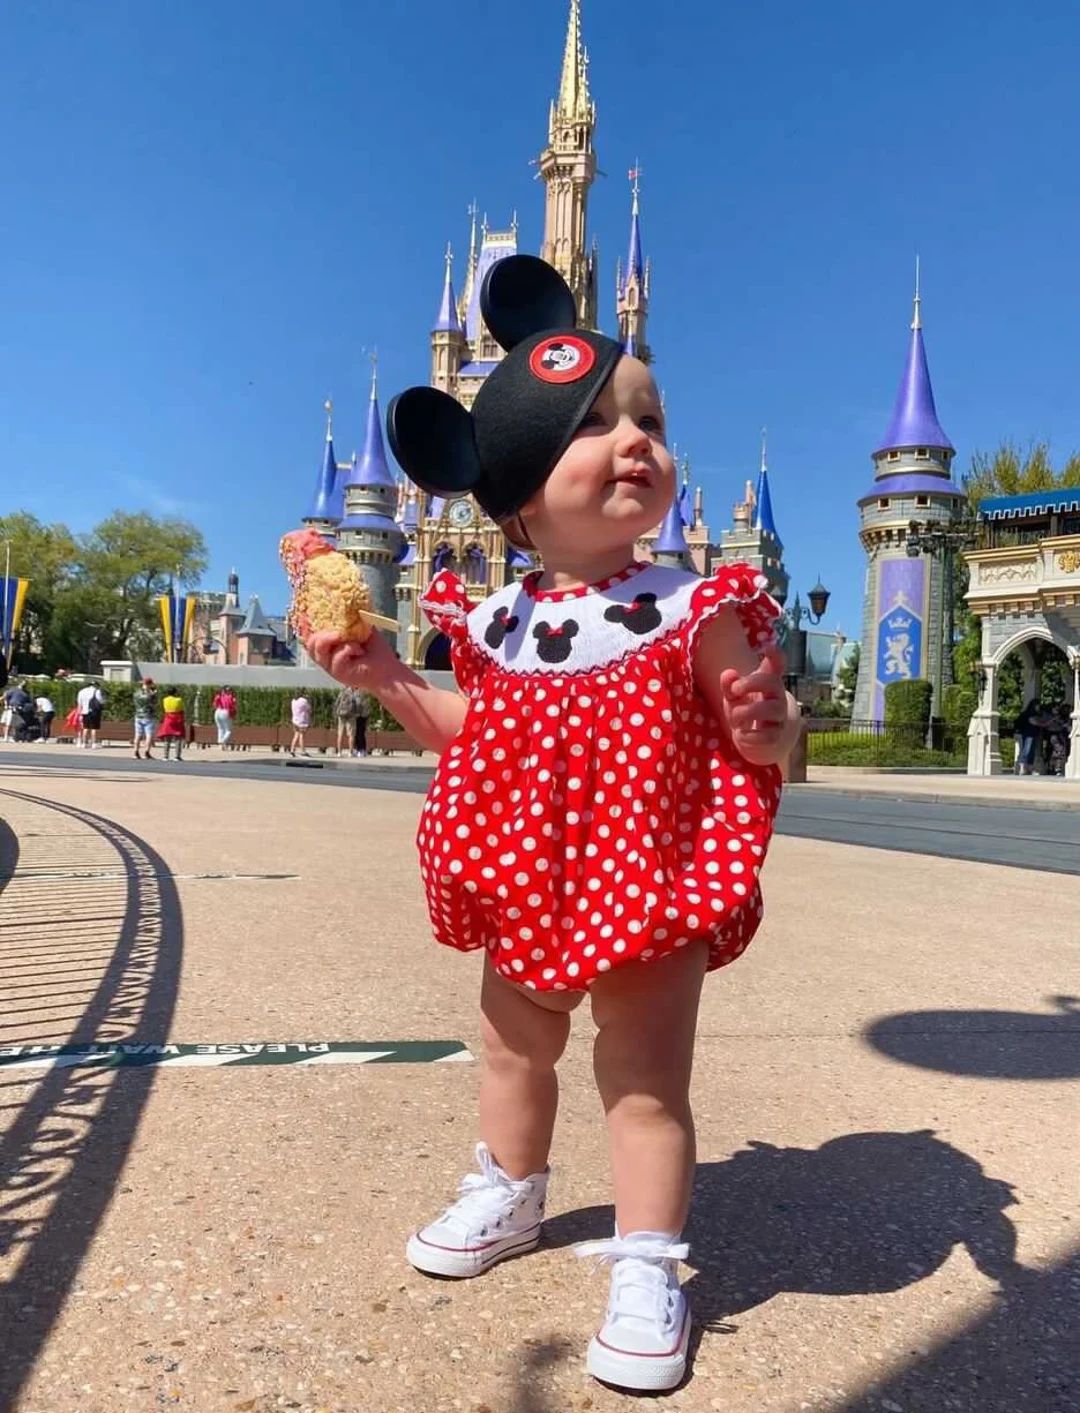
479, 959, 584, 1179
590, 943, 708, 1235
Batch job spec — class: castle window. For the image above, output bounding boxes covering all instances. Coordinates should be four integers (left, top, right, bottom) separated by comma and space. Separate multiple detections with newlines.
887, 451, 900, 462
878, 498, 890, 510
916, 448, 929, 459
464, 543, 487, 585
916, 495, 929, 508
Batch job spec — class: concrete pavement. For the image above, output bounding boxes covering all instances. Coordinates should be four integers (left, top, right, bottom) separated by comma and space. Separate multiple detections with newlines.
1, 761, 1077, 1412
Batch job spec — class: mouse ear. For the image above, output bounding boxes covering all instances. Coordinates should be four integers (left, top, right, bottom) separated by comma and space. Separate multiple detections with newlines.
386, 387, 482, 495
481, 254, 577, 352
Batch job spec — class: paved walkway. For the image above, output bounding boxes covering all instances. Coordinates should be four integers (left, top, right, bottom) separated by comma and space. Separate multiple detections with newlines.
18, 741, 1079, 804
1, 763, 1077, 1412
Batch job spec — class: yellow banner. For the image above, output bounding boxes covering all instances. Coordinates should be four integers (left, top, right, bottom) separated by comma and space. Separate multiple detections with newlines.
4, 578, 29, 668
158, 595, 174, 661
181, 593, 196, 657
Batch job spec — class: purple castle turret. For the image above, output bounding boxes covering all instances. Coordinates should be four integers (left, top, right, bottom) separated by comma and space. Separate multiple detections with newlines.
302, 400, 340, 535
853, 268, 966, 721
616, 170, 650, 362
335, 363, 404, 637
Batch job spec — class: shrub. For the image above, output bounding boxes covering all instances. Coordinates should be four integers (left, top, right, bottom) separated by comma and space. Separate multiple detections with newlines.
808, 732, 960, 768
884, 679, 933, 729
942, 683, 977, 734
810, 698, 851, 720
15, 677, 407, 731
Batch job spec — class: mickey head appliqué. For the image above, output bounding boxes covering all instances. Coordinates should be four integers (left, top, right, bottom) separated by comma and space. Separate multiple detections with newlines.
484, 607, 519, 650
604, 594, 662, 635
533, 620, 579, 664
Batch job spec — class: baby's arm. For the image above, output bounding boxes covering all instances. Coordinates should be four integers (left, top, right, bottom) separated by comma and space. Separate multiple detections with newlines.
692, 607, 801, 767
306, 629, 468, 755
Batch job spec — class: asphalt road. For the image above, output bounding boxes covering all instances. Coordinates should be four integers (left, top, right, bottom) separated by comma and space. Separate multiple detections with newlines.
3, 747, 1078, 876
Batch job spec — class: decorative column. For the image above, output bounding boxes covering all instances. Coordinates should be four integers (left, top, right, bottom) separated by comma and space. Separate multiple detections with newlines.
967, 658, 1002, 777
1067, 651, 1080, 781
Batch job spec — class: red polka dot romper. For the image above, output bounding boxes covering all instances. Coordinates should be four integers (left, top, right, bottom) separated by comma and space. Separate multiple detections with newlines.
415, 560, 783, 992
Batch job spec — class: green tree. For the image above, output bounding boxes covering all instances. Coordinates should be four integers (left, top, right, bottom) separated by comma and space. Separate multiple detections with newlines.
58, 512, 208, 671
961, 439, 1074, 504
0, 512, 79, 672
834, 642, 859, 710
955, 440, 1080, 717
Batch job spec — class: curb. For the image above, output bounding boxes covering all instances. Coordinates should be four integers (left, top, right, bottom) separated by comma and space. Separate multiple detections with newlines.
788, 783, 1078, 814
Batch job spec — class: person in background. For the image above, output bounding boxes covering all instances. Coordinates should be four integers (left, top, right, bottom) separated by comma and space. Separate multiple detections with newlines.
35, 689, 55, 742
1, 682, 15, 743
76, 680, 105, 749
213, 685, 238, 748
333, 685, 361, 756
289, 692, 311, 757
1013, 699, 1040, 775
133, 677, 158, 760
157, 692, 186, 762
353, 688, 372, 757
1044, 703, 1070, 776
8, 681, 35, 742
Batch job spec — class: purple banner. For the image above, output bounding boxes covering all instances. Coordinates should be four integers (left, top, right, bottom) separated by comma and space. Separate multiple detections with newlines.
873, 557, 927, 719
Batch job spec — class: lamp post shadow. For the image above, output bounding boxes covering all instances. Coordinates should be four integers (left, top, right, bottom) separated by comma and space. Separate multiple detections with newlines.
0, 789, 183, 1410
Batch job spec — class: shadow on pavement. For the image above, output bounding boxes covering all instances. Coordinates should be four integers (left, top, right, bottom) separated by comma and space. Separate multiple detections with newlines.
543, 1129, 1034, 1400
865, 996, 1080, 1080
0, 813, 19, 897
0, 789, 183, 1409
838, 1244, 1079, 1412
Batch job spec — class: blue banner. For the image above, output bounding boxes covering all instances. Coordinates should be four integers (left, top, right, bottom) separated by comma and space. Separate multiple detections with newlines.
1, 576, 29, 667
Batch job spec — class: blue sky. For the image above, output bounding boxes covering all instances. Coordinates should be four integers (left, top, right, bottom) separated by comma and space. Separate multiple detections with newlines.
2, 0, 1080, 636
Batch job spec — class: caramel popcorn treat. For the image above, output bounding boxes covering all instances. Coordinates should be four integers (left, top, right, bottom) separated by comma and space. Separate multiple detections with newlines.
279, 528, 398, 642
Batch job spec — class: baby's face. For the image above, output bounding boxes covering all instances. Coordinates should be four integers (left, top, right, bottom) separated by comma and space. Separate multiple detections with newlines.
519, 356, 676, 557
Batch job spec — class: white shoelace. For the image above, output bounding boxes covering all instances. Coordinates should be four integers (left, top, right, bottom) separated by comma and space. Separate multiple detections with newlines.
437, 1143, 537, 1238
575, 1236, 689, 1328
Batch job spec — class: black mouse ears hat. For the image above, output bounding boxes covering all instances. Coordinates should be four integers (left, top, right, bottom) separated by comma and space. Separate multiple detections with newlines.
386, 255, 624, 524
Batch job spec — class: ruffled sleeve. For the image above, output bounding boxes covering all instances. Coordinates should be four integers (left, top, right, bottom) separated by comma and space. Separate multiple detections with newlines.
419, 571, 486, 697
675, 562, 783, 689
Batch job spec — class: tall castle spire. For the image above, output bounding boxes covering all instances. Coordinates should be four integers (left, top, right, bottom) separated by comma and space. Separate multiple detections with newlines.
874, 261, 953, 457
431, 243, 466, 393
539, 0, 598, 328
754, 428, 781, 546
433, 243, 462, 334
302, 398, 339, 532
616, 166, 651, 362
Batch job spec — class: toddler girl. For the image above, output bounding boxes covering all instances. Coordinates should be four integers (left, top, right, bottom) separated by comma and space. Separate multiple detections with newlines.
305, 255, 797, 1393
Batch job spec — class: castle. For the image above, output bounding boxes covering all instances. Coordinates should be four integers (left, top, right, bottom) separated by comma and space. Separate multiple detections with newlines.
299, 0, 791, 673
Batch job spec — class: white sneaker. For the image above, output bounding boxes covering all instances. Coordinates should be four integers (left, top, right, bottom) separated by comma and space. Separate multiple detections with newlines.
576, 1232, 691, 1391
406, 1142, 547, 1278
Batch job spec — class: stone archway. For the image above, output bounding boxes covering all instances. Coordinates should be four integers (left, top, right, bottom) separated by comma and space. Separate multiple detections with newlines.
968, 625, 1080, 778
420, 629, 451, 672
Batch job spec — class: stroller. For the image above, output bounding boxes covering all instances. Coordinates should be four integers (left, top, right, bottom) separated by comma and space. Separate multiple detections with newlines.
14, 703, 40, 743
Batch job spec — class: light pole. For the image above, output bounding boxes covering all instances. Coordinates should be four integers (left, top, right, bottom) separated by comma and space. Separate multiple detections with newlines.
905, 519, 977, 719
780, 580, 831, 698
2, 538, 12, 670
84, 622, 107, 675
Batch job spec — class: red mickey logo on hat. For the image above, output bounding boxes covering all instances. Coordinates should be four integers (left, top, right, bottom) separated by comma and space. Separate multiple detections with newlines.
528, 335, 596, 385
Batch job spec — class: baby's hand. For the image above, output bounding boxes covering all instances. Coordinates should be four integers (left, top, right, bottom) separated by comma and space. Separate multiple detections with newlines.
718, 645, 792, 764
305, 628, 399, 694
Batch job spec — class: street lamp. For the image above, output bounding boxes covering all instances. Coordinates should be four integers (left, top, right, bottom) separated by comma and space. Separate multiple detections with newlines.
781, 580, 831, 697
788, 580, 831, 626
